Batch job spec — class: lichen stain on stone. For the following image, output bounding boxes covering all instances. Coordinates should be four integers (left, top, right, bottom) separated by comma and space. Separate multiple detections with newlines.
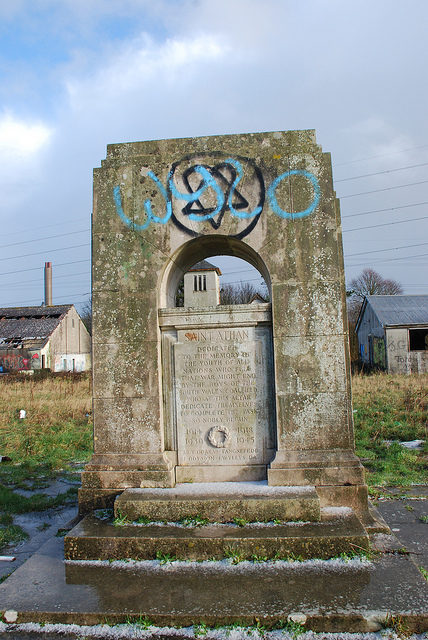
84, 129, 363, 506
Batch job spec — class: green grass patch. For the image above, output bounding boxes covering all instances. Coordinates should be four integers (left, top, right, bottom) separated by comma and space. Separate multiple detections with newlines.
155, 551, 177, 564
180, 515, 209, 527
352, 373, 427, 486
0, 372, 92, 469
0, 483, 77, 514
0, 523, 28, 548
113, 511, 131, 526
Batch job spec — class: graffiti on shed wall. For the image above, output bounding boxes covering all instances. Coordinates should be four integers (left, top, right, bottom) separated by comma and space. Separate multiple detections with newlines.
0, 350, 35, 371
113, 153, 321, 239
373, 337, 386, 368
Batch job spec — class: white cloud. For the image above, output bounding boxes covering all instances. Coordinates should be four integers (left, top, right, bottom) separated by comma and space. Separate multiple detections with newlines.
0, 112, 53, 160
339, 117, 416, 170
65, 33, 228, 109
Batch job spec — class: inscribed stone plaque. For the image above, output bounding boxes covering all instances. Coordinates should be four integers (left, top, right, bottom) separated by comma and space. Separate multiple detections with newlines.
174, 327, 271, 467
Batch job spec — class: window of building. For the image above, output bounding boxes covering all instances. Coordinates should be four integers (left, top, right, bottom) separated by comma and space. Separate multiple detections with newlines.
193, 274, 207, 292
409, 328, 428, 351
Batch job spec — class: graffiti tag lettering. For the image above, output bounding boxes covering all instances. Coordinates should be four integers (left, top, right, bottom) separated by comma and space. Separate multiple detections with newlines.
113, 153, 321, 238
0, 353, 31, 371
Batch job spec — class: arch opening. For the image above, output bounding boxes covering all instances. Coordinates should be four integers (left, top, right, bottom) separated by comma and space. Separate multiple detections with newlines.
159, 235, 272, 309
158, 235, 276, 483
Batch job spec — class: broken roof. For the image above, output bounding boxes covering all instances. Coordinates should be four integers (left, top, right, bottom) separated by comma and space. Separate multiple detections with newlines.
357, 295, 428, 330
0, 305, 72, 347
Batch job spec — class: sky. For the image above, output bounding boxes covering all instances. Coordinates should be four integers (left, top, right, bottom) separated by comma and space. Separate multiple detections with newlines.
1, 0, 427, 312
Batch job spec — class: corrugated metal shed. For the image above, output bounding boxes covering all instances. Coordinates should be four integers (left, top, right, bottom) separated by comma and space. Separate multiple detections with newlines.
364, 295, 428, 327
0, 305, 72, 347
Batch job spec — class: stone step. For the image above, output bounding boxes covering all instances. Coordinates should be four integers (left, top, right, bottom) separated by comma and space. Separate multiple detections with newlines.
2, 535, 428, 632
114, 482, 321, 523
64, 508, 369, 562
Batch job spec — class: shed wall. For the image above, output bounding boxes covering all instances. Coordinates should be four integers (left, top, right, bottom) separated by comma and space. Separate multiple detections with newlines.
356, 303, 384, 365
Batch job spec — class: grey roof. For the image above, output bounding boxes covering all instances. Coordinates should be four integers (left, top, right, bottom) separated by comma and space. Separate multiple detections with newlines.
364, 295, 428, 327
0, 305, 72, 346
188, 260, 222, 275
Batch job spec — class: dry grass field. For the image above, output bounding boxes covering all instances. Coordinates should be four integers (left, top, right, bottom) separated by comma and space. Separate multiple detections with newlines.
0, 371, 426, 483
0, 372, 92, 468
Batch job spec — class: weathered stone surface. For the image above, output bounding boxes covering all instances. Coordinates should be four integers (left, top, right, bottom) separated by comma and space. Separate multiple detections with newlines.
64, 510, 368, 562
175, 464, 267, 483
1, 511, 427, 632
271, 280, 346, 338
114, 483, 320, 523
160, 307, 275, 480
83, 128, 367, 518
269, 450, 365, 487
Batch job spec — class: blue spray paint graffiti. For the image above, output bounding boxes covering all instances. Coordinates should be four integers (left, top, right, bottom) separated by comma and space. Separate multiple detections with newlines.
114, 170, 172, 231
267, 169, 321, 220
113, 157, 321, 234
169, 165, 225, 221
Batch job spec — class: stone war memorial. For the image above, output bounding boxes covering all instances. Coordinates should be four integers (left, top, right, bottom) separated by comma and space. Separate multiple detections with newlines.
2, 130, 427, 634
81, 129, 369, 510
72, 128, 384, 550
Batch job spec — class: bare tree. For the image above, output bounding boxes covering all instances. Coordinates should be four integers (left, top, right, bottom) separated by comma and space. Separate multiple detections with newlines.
220, 281, 269, 305
175, 278, 184, 307
80, 298, 92, 334
348, 268, 403, 301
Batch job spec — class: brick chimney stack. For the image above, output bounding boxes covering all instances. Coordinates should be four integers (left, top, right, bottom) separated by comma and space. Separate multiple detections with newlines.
44, 261, 52, 306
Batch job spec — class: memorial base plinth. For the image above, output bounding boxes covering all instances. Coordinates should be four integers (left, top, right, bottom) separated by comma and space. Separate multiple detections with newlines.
175, 464, 267, 483
79, 453, 176, 514
114, 483, 321, 523
65, 508, 369, 562
268, 449, 365, 487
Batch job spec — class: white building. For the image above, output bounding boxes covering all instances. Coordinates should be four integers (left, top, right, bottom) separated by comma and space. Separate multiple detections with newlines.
0, 304, 91, 372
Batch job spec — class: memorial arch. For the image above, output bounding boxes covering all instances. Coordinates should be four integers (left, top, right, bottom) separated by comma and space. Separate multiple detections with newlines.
81, 129, 368, 520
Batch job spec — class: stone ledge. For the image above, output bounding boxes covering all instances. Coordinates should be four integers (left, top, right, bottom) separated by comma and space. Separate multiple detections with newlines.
64, 510, 368, 561
114, 482, 321, 523
1, 536, 427, 632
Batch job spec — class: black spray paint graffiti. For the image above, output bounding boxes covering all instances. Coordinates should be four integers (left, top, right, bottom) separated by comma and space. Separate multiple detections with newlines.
170, 155, 264, 239
113, 152, 321, 238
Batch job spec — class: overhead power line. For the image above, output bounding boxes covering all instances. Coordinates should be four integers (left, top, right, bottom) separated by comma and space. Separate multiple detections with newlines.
0, 229, 89, 251
0, 243, 90, 263
333, 143, 428, 168
339, 179, 428, 199
347, 251, 428, 267
346, 241, 428, 258
1, 216, 89, 242
2, 291, 91, 307
342, 200, 428, 219
0, 270, 90, 288
0, 259, 90, 277
343, 214, 428, 233
335, 161, 428, 182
